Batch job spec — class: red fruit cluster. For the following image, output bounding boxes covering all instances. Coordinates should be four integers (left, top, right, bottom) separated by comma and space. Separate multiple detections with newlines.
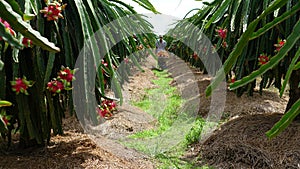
0, 112, 11, 127
216, 28, 227, 39
97, 108, 111, 118
222, 41, 228, 48
101, 59, 108, 67
2, 116, 9, 125
192, 52, 198, 60
58, 67, 75, 82
124, 57, 129, 64
10, 77, 33, 95
101, 59, 108, 74
231, 77, 236, 83
97, 99, 117, 118
40, 1, 66, 21
47, 80, 64, 94
47, 66, 76, 94
22, 37, 33, 48
274, 39, 286, 52
258, 54, 269, 65
0, 18, 16, 41
0, 18, 33, 48
215, 28, 228, 49
0, 18, 11, 29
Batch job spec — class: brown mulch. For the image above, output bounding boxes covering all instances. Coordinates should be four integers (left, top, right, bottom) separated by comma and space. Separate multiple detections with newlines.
0, 115, 154, 169
192, 114, 300, 169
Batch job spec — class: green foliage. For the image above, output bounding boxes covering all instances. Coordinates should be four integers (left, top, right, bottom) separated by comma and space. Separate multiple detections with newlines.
0, 100, 12, 107
185, 118, 205, 144
230, 19, 300, 91
156, 151, 213, 169
168, 0, 300, 138
0, 0, 60, 52
266, 98, 300, 138
0, 0, 157, 147
0, 21, 22, 49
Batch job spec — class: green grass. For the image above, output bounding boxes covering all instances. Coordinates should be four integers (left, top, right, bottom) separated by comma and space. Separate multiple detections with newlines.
122, 70, 214, 169
130, 70, 183, 138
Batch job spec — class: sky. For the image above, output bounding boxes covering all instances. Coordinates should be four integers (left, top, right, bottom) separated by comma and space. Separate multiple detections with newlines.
123, 0, 204, 18
122, 0, 207, 34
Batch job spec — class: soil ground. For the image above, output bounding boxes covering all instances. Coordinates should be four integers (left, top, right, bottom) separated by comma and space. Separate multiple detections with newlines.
0, 54, 296, 169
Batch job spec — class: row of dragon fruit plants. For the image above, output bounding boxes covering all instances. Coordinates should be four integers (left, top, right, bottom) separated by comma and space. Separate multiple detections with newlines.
166, 0, 300, 138
0, 0, 157, 147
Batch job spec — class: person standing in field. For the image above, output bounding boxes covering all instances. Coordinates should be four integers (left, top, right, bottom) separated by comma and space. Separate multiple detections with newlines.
155, 35, 168, 70
155, 35, 167, 56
